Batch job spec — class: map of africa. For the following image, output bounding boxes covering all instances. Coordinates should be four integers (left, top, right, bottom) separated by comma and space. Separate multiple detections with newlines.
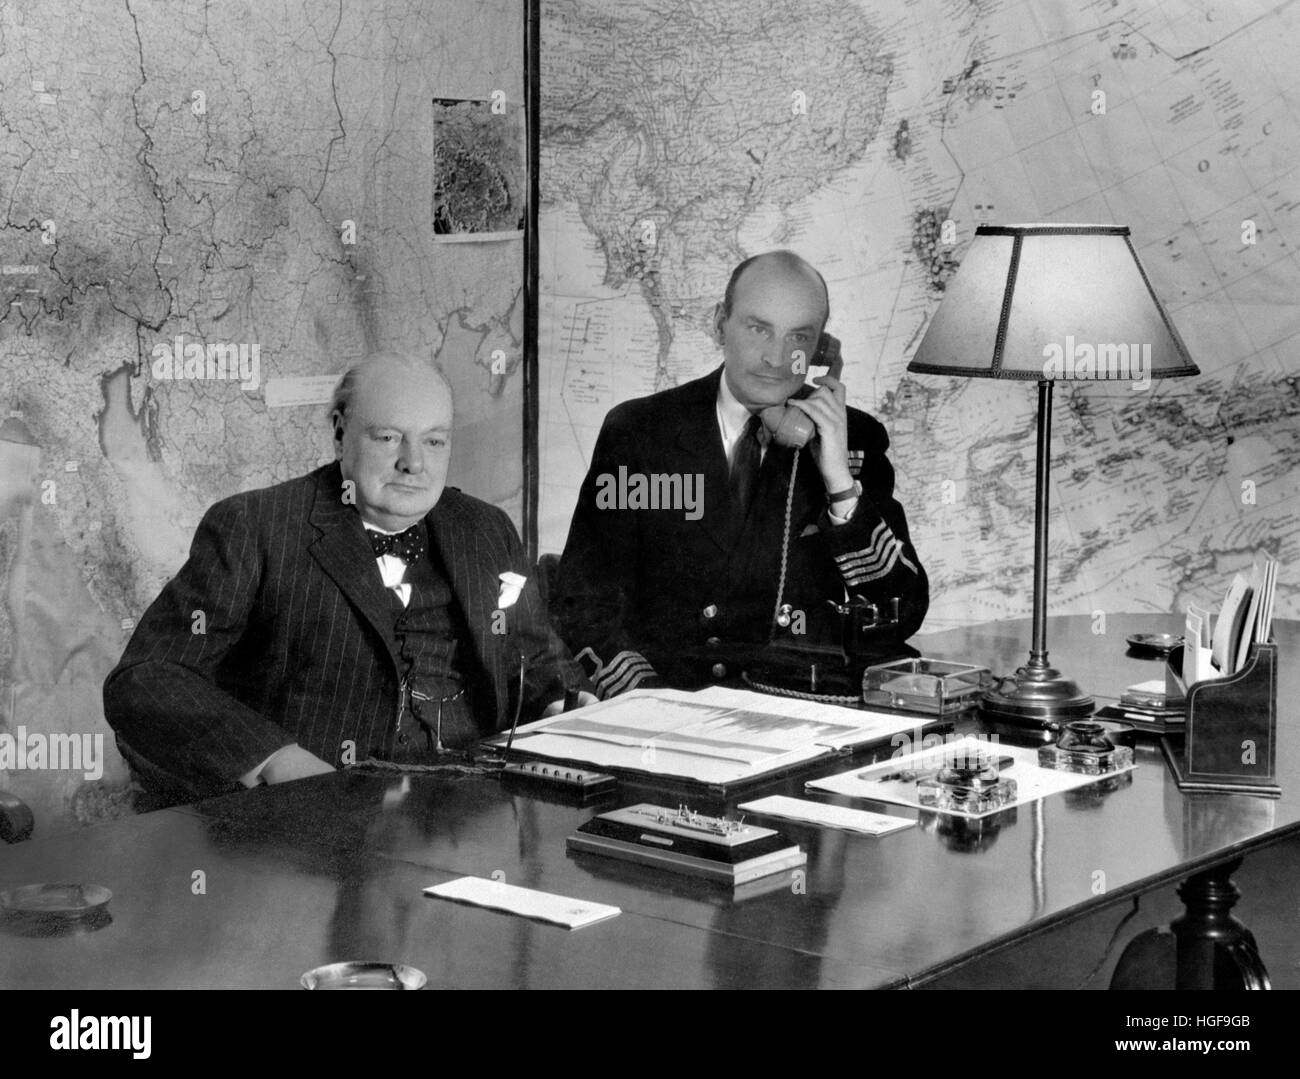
539, 0, 1299, 633
0, 0, 525, 824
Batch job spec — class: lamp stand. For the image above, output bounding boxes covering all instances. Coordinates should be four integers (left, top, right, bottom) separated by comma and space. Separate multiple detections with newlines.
981, 380, 1095, 729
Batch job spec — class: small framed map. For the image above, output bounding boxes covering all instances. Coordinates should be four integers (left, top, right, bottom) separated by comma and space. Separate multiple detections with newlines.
432, 96, 527, 241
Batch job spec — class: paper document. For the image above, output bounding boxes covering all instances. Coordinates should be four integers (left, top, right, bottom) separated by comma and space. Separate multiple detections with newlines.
496, 687, 939, 787
1243, 552, 1278, 658
1183, 610, 1214, 685
807, 736, 1135, 819
1212, 573, 1252, 673
738, 795, 914, 836
424, 877, 620, 930
1187, 603, 1213, 648
263, 375, 341, 407
1259, 557, 1278, 642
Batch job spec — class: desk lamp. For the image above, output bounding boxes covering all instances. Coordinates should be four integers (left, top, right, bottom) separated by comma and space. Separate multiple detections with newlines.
908, 224, 1198, 728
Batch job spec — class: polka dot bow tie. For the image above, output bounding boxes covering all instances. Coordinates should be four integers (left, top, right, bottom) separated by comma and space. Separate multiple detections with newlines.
366, 524, 426, 564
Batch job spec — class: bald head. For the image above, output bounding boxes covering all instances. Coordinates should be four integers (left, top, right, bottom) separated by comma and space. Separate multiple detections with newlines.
330, 352, 453, 424
330, 352, 454, 530
721, 251, 830, 327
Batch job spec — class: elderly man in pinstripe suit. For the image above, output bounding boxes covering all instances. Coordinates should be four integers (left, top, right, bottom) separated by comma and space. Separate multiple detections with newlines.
105, 353, 592, 805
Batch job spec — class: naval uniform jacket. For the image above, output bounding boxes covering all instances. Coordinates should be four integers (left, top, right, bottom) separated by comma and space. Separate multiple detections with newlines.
104, 462, 584, 798
554, 367, 929, 696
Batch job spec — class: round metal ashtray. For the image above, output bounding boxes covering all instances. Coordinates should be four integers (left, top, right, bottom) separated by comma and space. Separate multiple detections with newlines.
0, 884, 113, 936
1126, 632, 1182, 656
0, 883, 112, 916
300, 961, 427, 990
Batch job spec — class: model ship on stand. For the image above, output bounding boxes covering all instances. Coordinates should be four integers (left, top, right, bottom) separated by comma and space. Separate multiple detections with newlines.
567, 804, 806, 885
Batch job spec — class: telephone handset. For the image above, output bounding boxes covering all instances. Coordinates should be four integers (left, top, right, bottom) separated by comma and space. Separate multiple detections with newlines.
741, 329, 903, 701
758, 332, 843, 448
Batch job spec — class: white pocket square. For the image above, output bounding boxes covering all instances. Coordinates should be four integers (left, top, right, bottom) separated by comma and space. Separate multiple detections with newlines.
498, 572, 527, 609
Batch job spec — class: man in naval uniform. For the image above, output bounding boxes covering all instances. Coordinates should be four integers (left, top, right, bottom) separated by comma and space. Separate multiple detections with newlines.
554, 251, 928, 698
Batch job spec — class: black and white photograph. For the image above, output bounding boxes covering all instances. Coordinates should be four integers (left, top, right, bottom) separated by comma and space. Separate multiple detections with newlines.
0, 0, 1295, 1047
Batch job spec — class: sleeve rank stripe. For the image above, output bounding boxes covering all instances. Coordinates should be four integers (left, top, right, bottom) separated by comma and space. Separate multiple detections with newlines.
596, 650, 656, 698
842, 544, 901, 585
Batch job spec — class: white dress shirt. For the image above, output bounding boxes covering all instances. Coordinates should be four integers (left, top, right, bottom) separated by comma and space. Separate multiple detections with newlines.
364, 523, 414, 607
716, 373, 766, 468
715, 375, 857, 524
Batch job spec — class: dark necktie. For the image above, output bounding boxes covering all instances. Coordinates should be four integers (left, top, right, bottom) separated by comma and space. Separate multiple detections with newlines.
730, 413, 763, 516
366, 523, 426, 564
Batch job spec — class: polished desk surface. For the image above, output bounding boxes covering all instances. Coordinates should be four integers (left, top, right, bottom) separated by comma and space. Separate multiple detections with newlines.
1, 615, 1295, 989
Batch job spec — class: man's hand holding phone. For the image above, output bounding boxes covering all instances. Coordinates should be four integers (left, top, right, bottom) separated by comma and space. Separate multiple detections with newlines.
786, 333, 856, 499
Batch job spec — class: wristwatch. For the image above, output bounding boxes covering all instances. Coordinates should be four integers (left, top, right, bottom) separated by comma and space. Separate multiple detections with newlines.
826, 479, 862, 505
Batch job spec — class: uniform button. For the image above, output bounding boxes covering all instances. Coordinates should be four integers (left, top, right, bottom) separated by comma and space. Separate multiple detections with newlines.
711, 663, 727, 679
706, 636, 721, 647
702, 604, 718, 619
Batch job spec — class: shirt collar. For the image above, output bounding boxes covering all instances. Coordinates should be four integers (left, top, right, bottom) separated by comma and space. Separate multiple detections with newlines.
362, 518, 418, 536
716, 370, 755, 442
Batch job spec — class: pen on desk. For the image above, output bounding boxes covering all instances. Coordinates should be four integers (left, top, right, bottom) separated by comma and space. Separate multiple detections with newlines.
870, 768, 933, 783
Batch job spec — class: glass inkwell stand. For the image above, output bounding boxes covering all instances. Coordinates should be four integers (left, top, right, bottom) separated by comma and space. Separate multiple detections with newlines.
916, 748, 1017, 815
1038, 720, 1134, 775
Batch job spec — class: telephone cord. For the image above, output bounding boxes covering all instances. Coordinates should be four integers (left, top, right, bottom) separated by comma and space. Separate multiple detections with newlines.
768, 447, 802, 642
756, 447, 860, 705
739, 671, 859, 706
352, 757, 501, 777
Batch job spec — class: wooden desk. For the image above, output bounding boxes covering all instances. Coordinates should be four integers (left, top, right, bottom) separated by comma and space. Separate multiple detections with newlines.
0, 616, 1294, 989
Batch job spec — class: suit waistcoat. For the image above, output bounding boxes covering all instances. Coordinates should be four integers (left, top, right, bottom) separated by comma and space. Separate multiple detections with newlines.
390, 537, 478, 753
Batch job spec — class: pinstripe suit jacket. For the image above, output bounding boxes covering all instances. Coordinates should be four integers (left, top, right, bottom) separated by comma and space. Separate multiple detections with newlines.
103, 462, 582, 797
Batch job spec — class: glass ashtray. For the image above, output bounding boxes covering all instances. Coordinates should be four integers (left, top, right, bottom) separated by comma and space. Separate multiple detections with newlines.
300, 962, 427, 990
862, 658, 992, 715
0, 883, 112, 916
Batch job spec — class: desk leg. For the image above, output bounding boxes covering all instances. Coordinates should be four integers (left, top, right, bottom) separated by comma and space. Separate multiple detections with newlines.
1172, 859, 1270, 990
1110, 859, 1270, 990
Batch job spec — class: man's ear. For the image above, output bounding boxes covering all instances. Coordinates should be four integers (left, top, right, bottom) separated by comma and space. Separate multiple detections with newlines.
330, 410, 345, 455
712, 302, 727, 345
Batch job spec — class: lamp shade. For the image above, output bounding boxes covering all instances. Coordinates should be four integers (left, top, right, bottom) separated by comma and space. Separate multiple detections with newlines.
908, 224, 1199, 381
